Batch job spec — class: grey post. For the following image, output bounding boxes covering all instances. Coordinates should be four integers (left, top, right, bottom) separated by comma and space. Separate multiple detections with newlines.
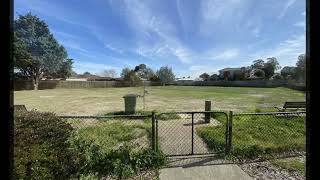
205, 100, 211, 123
152, 112, 156, 151
227, 111, 233, 154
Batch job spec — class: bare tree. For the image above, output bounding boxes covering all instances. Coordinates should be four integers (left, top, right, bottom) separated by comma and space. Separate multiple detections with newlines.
101, 69, 117, 78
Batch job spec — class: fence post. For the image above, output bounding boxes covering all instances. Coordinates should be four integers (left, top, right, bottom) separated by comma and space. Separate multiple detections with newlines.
191, 112, 194, 155
225, 113, 229, 155
227, 111, 233, 154
152, 112, 156, 151
205, 100, 211, 123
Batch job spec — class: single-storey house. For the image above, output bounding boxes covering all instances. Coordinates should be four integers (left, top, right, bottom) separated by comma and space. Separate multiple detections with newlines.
218, 68, 242, 80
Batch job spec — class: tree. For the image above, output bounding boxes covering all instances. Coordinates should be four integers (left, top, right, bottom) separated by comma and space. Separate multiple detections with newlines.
156, 66, 175, 83
209, 74, 219, 81
123, 70, 141, 83
56, 58, 73, 79
14, 13, 69, 90
149, 74, 160, 82
120, 68, 131, 78
251, 59, 265, 69
83, 72, 92, 77
271, 73, 283, 80
223, 71, 230, 80
295, 54, 306, 82
70, 70, 78, 77
102, 69, 117, 78
233, 70, 246, 80
262, 57, 280, 79
134, 64, 155, 80
253, 69, 265, 78
199, 73, 210, 81
280, 66, 297, 79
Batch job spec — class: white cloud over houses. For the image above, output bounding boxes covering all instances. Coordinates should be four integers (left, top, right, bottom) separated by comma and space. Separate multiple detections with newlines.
249, 34, 305, 66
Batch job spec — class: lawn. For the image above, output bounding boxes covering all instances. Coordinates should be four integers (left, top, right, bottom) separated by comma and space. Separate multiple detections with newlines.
196, 113, 306, 158
69, 118, 152, 153
270, 157, 305, 175
14, 86, 305, 115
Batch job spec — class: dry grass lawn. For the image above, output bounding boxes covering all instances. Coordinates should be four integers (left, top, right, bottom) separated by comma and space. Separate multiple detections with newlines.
14, 86, 305, 115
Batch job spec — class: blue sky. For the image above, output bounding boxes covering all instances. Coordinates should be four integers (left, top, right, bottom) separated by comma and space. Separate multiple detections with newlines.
14, 0, 306, 78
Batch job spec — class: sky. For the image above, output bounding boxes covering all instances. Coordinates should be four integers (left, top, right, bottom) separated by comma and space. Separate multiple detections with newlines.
14, 0, 306, 78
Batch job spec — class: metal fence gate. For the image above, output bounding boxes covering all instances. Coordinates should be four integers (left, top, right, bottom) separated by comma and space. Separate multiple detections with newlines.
153, 111, 229, 156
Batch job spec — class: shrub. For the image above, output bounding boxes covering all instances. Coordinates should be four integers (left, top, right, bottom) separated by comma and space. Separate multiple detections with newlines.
253, 69, 265, 78
13, 110, 85, 179
271, 73, 283, 80
70, 139, 167, 179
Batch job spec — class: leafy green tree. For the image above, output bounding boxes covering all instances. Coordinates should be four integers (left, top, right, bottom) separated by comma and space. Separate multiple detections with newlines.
199, 73, 210, 81
253, 69, 265, 78
134, 64, 155, 80
83, 72, 92, 76
149, 74, 160, 82
233, 70, 246, 80
209, 74, 219, 81
123, 70, 141, 83
271, 73, 283, 80
295, 54, 306, 82
156, 66, 175, 83
251, 59, 265, 69
55, 58, 73, 79
262, 57, 280, 79
120, 68, 131, 78
281, 66, 297, 79
14, 13, 68, 89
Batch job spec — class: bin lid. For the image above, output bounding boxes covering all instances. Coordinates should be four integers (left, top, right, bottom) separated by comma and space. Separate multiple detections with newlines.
123, 93, 141, 98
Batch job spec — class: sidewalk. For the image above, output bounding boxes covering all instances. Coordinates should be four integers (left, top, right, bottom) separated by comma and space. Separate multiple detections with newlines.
159, 164, 253, 180
159, 155, 253, 180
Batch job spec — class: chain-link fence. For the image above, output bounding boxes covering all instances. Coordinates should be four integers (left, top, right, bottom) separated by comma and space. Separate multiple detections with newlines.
155, 111, 228, 156
59, 114, 153, 154
228, 111, 306, 160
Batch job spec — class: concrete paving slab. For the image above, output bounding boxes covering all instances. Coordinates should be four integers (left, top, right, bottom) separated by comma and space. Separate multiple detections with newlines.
159, 164, 253, 180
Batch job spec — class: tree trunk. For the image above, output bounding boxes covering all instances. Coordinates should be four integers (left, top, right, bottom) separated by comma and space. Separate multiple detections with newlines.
33, 76, 39, 90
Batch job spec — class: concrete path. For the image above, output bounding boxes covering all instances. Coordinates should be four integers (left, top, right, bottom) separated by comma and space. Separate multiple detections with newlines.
158, 116, 222, 156
159, 164, 253, 180
159, 155, 253, 180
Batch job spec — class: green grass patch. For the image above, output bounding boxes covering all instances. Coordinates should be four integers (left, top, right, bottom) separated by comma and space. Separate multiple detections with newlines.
197, 114, 305, 159
270, 158, 305, 175
68, 119, 167, 178
103, 110, 181, 120
71, 120, 151, 153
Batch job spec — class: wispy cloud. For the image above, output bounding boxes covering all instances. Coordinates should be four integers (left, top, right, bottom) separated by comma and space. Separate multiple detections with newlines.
293, 21, 305, 28
214, 49, 240, 60
249, 34, 305, 66
74, 62, 121, 74
278, 0, 296, 19
104, 44, 124, 54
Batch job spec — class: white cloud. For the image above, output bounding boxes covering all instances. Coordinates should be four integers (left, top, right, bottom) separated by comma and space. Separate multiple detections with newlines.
214, 49, 239, 60
59, 39, 90, 53
73, 62, 121, 74
293, 21, 305, 28
104, 44, 124, 54
249, 34, 305, 66
278, 0, 296, 19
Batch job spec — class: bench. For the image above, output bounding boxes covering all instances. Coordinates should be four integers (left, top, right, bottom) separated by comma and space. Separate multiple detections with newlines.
274, 101, 306, 112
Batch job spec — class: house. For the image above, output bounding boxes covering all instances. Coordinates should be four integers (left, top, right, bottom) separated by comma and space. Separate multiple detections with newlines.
218, 68, 242, 80
176, 77, 194, 82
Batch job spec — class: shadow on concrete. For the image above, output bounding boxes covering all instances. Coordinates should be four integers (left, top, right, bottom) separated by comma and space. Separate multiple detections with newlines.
167, 154, 235, 168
